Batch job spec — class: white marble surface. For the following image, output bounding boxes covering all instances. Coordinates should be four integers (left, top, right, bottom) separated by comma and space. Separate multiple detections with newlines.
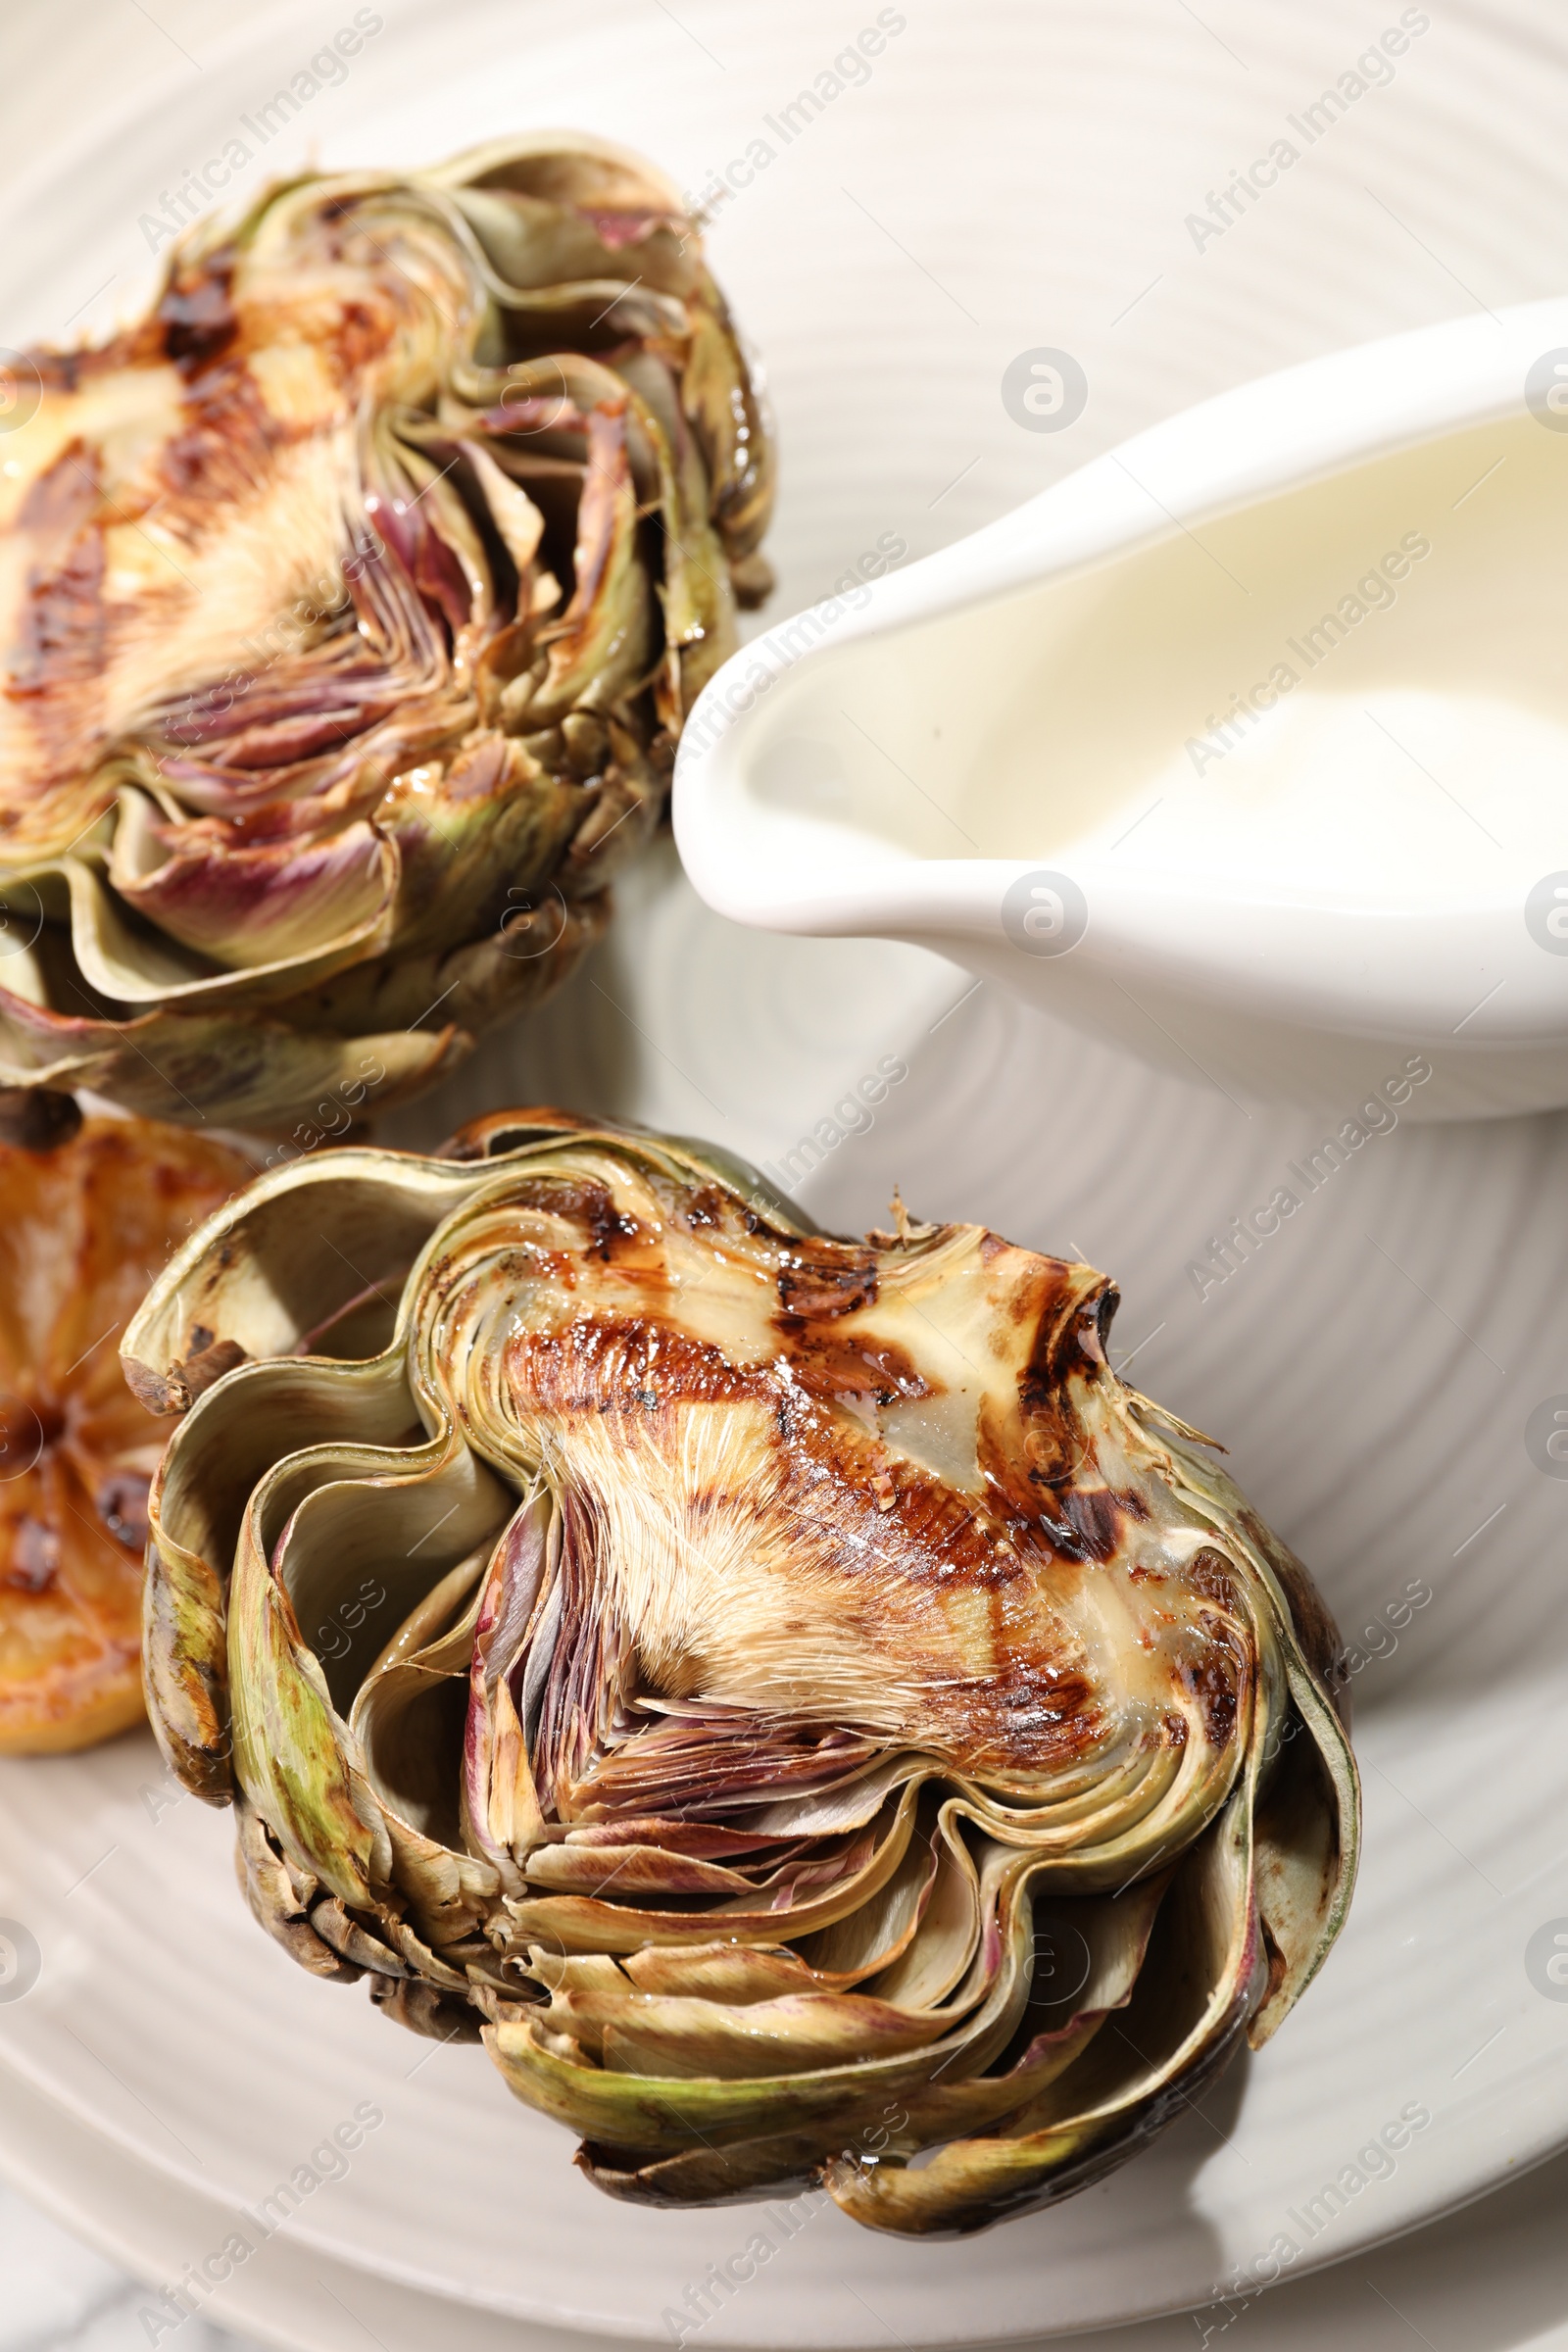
0, 2184, 247, 2351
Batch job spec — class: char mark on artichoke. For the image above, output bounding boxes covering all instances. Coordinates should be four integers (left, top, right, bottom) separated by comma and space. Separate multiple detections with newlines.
122, 1111, 1358, 2237
0, 136, 773, 1131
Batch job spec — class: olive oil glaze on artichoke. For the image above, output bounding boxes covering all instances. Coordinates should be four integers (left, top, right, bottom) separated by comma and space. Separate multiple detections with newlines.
123, 1111, 1358, 2238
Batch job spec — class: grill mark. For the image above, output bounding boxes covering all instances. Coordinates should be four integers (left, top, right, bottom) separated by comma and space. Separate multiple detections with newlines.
435, 1176, 1258, 1799
1180, 1645, 1241, 1749
5, 442, 108, 790
507, 1312, 762, 1413
157, 253, 239, 375
9, 446, 106, 694
505, 1177, 652, 1264
776, 1246, 877, 1318
1058, 1487, 1123, 1563
772, 1318, 929, 1406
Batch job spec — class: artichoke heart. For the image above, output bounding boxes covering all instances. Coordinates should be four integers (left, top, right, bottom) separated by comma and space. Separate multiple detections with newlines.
123, 1109, 1358, 2236
0, 136, 773, 1130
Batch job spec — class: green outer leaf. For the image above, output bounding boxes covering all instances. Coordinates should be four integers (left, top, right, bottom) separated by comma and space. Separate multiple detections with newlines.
0, 987, 466, 1131
1154, 1425, 1361, 2042
229, 1530, 376, 1909
140, 1519, 230, 1805
143, 1352, 436, 1799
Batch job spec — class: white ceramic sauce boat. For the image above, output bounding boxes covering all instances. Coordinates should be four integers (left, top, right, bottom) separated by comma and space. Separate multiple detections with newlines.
674, 298, 1568, 1120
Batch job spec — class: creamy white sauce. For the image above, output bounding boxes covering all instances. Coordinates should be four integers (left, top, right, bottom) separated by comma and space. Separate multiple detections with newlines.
788, 415, 1568, 906
978, 413, 1568, 901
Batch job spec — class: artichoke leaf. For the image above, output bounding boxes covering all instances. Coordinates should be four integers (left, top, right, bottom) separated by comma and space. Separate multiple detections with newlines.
0, 982, 466, 1131
266, 1449, 513, 1715
521, 404, 649, 728
1151, 1434, 1358, 2041
266, 887, 609, 1047
373, 732, 579, 961
235, 1794, 367, 1984
501, 1782, 925, 1959
576, 1985, 959, 2082
228, 1410, 507, 1896
680, 269, 775, 562
228, 1525, 378, 1909
142, 1351, 423, 1798
107, 796, 399, 979
613, 349, 736, 720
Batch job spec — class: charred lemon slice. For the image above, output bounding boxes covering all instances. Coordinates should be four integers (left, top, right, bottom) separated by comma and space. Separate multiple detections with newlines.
0, 1115, 249, 1752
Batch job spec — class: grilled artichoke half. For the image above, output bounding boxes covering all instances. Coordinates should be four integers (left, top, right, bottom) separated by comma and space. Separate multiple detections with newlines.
123, 1111, 1357, 2237
0, 136, 771, 1130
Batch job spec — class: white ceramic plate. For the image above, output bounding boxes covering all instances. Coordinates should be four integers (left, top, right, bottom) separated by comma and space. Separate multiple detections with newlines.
10, 2024, 1568, 2352
5, 0, 1568, 2342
